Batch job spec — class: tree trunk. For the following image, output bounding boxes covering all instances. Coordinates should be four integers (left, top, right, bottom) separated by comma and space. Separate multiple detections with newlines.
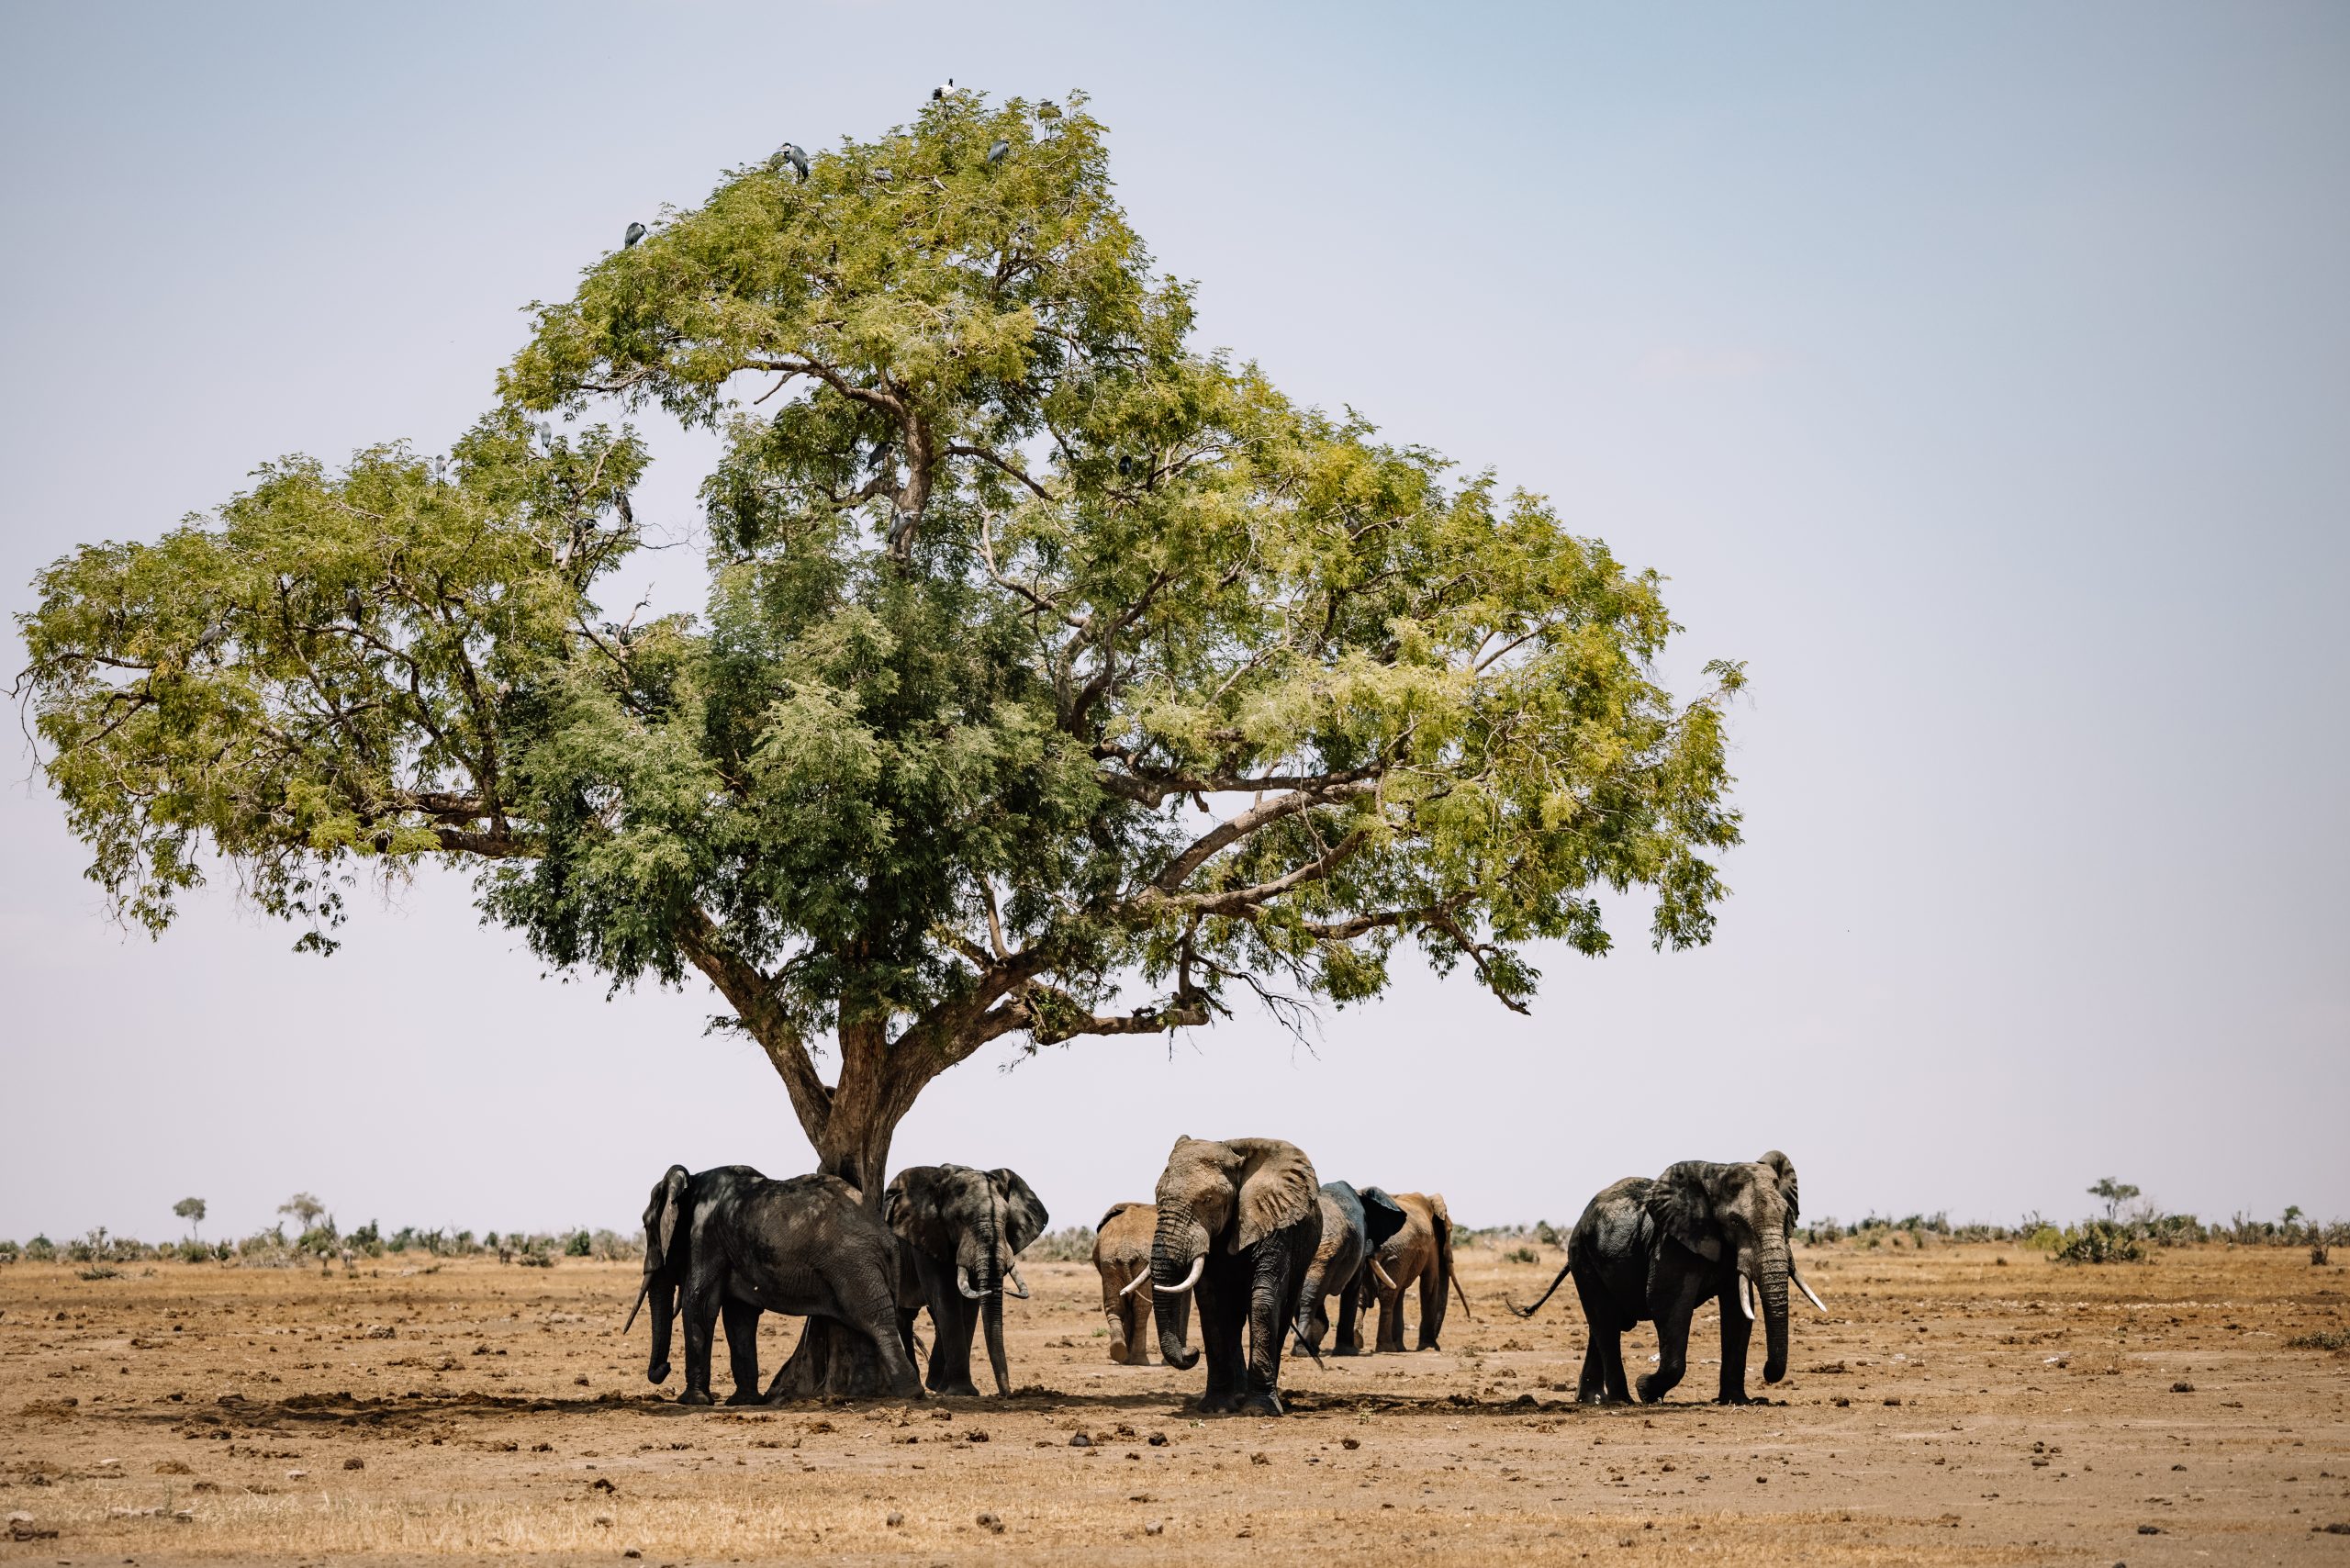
766, 1017, 922, 1400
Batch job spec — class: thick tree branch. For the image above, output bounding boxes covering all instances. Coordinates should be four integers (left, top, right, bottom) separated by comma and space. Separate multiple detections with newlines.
675, 908, 834, 1145
1152, 778, 1378, 891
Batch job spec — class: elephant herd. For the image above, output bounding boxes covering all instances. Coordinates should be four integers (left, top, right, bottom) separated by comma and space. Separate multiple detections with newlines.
628, 1138, 1825, 1417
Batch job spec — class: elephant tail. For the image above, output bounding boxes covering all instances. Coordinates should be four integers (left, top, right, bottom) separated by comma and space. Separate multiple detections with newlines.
1508, 1255, 1574, 1319
1434, 1201, 1473, 1323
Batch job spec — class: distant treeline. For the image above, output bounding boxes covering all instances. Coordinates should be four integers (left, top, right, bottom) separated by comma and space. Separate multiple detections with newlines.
5, 1204, 2342, 1276
0, 1217, 643, 1275
1455, 1204, 2345, 1267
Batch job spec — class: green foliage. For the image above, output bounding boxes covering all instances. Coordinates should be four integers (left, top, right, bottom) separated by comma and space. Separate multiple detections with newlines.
2053, 1219, 2147, 1265
2088, 1177, 2141, 1221
349, 1220, 383, 1258
564, 1229, 593, 1257
0, 1240, 18, 1262
173, 1196, 207, 1234
1503, 1245, 1539, 1265
17, 92, 1746, 1167
1024, 1225, 1096, 1263
25, 1235, 56, 1261
2288, 1328, 2349, 1352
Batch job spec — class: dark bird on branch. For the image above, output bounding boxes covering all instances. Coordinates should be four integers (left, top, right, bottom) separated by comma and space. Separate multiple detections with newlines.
986, 138, 1011, 167
622, 221, 646, 248
779, 143, 810, 183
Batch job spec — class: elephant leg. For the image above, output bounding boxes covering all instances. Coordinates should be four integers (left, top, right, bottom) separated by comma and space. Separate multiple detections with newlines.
1239, 1243, 1291, 1416
1373, 1274, 1404, 1353
1336, 1274, 1364, 1356
1304, 1292, 1331, 1351
1416, 1261, 1444, 1351
1571, 1271, 1627, 1404
917, 1266, 977, 1395
1638, 1268, 1707, 1404
677, 1271, 724, 1406
1194, 1272, 1242, 1414
721, 1299, 764, 1405
1717, 1280, 1756, 1404
1102, 1268, 1131, 1364
1125, 1289, 1155, 1366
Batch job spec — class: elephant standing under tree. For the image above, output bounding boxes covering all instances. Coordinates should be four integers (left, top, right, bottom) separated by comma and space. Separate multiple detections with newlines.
629, 1164, 922, 1404
1094, 1202, 1190, 1365
1148, 1136, 1323, 1415
1364, 1191, 1472, 1351
1295, 1182, 1407, 1355
883, 1164, 1047, 1396
1513, 1150, 1829, 1405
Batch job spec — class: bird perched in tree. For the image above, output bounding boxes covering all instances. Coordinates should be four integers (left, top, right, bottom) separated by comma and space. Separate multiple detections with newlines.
779, 143, 810, 184
623, 221, 646, 248
888, 506, 918, 556
872, 167, 894, 184
986, 138, 1011, 167
932, 78, 956, 102
1116, 454, 1136, 479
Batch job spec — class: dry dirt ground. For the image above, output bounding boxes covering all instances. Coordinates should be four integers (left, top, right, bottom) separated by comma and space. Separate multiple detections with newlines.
4, 1241, 2347, 1565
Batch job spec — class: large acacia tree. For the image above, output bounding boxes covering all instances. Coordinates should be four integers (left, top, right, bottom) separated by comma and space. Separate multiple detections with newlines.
21, 94, 1741, 1236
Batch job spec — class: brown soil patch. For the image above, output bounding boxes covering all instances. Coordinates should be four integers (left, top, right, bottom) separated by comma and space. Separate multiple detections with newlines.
3, 1242, 2345, 1563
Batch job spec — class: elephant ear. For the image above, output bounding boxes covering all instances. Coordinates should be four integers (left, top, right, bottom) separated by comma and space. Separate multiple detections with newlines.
884, 1165, 958, 1255
1230, 1139, 1320, 1252
1758, 1150, 1800, 1228
648, 1164, 690, 1273
1647, 1162, 1723, 1261
990, 1169, 1050, 1256
1360, 1186, 1410, 1249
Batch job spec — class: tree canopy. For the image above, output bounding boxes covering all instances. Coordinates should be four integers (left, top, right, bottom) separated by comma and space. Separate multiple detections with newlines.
18, 92, 1744, 1197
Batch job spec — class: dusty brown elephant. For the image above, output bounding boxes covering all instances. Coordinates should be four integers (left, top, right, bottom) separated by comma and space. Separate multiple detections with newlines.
1092, 1202, 1192, 1364
1365, 1190, 1473, 1351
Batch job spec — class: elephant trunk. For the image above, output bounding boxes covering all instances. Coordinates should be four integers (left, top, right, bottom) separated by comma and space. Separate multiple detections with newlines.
982, 1291, 1010, 1396
644, 1271, 677, 1385
1757, 1241, 1792, 1383
1150, 1208, 1206, 1372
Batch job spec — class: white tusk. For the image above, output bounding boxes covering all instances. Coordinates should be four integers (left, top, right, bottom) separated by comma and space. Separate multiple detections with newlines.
1369, 1257, 1398, 1294
1794, 1270, 1829, 1315
1119, 1270, 1150, 1297
1005, 1262, 1031, 1300
1157, 1254, 1206, 1297
957, 1266, 983, 1301
1738, 1275, 1756, 1321
621, 1277, 650, 1335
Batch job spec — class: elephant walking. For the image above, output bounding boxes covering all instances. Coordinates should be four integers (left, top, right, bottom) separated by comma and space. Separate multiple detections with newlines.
629, 1163, 922, 1405
1513, 1150, 1829, 1405
1148, 1136, 1323, 1416
1094, 1202, 1191, 1365
1363, 1191, 1472, 1351
1295, 1182, 1407, 1355
883, 1164, 1047, 1396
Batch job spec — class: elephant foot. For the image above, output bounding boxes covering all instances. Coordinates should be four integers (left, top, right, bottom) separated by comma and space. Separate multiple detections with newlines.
1106, 1333, 1129, 1365
646, 1360, 670, 1384
1416, 1340, 1441, 1352
1332, 1343, 1361, 1358
930, 1379, 980, 1398
677, 1388, 715, 1406
1717, 1391, 1755, 1406
1238, 1390, 1285, 1417
1196, 1390, 1243, 1415
722, 1389, 765, 1406
1634, 1373, 1667, 1403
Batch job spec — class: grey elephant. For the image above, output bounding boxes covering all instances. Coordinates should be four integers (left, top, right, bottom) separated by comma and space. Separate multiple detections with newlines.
627, 1163, 922, 1405
1513, 1150, 1829, 1405
882, 1164, 1047, 1396
1294, 1182, 1407, 1355
1148, 1135, 1323, 1416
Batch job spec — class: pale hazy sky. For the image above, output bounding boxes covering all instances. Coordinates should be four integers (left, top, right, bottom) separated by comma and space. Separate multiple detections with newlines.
3, 3, 2344, 1245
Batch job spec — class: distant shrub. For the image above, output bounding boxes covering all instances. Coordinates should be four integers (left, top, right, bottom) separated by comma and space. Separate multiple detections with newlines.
1024, 1226, 1096, 1263
1503, 1245, 1539, 1265
2053, 1220, 2146, 1265
174, 1238, 214, 1264
0, 1240, 17, 1263
349, 1220, 383, 1258
2287, 1328, 2349, 1352
26, 1234, 56, 1261
565, 1229, 593, 1257
1534, 1220, 1566, 1249
387, 1226, 418, 1254
2022, 1225, 2064, 1252
78, 1263, 121, 1281
295, 1224, 341, 1257
590, 1228, 640, 1262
